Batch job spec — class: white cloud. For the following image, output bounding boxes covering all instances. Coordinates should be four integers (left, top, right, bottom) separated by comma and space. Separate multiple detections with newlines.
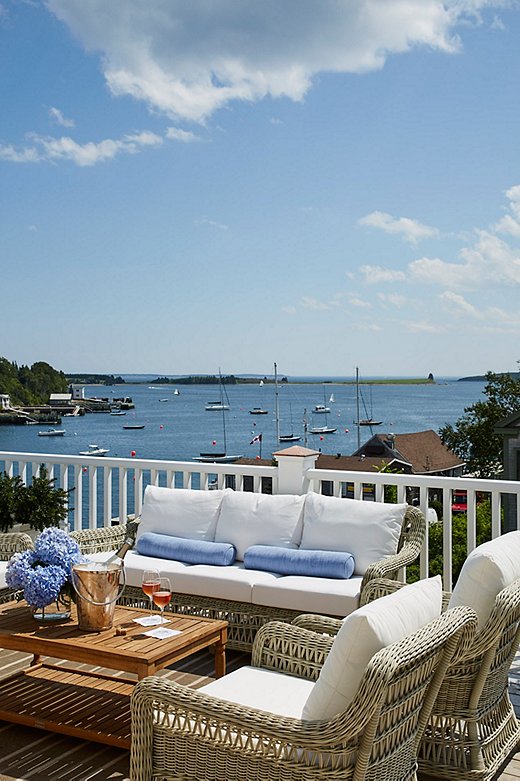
406, 321, 447, 334
358, 210, 439, 244
166, 127, 200, 143
378, 292, 406, 308
439, 290, 481, 317
359, 265, 406, 284
347, 295, 371, 309
494, 183, 520, 236
195, 218, 229, 231
300, 296, 331, 311
0, 130, 163, 166
48, 107, 75, 127
46, 0, 497, 122
282, 305, 297, 315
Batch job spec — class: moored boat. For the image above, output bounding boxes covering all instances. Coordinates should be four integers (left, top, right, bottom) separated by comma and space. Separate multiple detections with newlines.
37, 428, 65, 437
79, 444, 110, 456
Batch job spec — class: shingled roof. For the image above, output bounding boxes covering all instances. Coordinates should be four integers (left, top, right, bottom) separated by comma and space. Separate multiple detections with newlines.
352, 430, 465, 475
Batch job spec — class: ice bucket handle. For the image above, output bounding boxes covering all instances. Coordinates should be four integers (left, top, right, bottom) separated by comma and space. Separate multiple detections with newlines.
71, 562, 126, 606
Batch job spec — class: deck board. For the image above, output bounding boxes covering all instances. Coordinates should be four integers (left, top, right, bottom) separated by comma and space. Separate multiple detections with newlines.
0, 645, 519, 780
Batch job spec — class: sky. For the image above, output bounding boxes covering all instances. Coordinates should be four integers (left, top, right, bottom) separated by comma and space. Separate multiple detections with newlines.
2, 0, 520, 379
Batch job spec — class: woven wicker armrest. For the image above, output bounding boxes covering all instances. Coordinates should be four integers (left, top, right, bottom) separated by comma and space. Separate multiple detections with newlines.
251, 620, 334, 681
291, 613, 343, 636
0, 532, 34, 560
69, 523, 128, 554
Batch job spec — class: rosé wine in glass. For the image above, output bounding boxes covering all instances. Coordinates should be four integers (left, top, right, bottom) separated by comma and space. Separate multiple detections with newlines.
152, 577, 172, 623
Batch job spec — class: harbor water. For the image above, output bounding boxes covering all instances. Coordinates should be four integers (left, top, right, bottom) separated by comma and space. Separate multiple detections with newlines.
0, 377, 486, 463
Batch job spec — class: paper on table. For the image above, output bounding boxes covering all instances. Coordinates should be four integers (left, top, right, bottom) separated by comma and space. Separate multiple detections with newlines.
143, 627, 182, 639
133, 615, 170, 626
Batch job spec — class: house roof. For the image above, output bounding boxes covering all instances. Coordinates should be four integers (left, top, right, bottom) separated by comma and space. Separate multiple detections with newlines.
353, 430, 465, 474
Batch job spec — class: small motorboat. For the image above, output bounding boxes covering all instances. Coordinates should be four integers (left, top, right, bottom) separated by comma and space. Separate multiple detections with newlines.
110, 410, 126, 416
205, 401, 229, 411
249, 407, 268, 415
123, 424, 145, 429
313, 404, 331, 414
310, 425, 337, 435
79, 444, 110, 456
38, 429, 65, 437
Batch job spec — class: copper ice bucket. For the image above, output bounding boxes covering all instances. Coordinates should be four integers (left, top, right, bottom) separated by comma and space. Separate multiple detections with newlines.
72, 561, 126, 632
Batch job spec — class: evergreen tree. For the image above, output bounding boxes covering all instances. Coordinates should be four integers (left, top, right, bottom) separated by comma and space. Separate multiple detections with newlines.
439, 370, 520, 478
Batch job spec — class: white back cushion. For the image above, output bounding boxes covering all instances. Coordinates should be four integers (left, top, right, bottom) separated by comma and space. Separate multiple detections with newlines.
302, 576, 443, 721
449, 531, 520, 630
300, 493, 406, 575
214, 491, 305, 561
136, 486, 227, 542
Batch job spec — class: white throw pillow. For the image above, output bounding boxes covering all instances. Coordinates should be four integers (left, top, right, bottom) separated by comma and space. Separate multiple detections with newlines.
449, 530, 520, 630
300, 493, 406, 575
214, 491, 305, 561
302, 576, 443, 721
136, 485, 228, 542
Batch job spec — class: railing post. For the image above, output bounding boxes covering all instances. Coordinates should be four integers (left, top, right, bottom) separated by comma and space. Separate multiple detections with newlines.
273, 446, 320, 495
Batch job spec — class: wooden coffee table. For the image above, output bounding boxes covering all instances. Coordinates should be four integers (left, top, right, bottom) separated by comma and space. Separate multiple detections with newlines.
0, 600, 227, 748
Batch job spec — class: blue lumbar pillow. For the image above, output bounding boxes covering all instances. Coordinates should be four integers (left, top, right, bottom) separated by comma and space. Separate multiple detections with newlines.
243, 545, 355, 579
136, 532, 236, 566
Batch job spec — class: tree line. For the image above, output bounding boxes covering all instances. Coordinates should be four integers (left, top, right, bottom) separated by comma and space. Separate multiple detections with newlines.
0, 357, 68, 406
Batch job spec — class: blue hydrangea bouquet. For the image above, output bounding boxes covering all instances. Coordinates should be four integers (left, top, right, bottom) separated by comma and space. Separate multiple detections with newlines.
6, 527, 84, 613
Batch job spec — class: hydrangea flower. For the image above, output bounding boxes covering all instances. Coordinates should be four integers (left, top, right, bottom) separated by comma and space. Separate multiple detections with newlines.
6, 527, 84, 609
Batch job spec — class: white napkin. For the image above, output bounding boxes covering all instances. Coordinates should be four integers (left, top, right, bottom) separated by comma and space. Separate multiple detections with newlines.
133, 614, 170, 626
143, 626, 182, 639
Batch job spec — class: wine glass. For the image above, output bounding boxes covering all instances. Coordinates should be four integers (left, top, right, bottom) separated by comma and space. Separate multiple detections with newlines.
142, 568, 160, 617
152, 576, 172, 624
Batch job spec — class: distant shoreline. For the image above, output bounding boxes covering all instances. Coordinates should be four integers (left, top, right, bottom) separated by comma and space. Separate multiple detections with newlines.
67, 374, 437, 387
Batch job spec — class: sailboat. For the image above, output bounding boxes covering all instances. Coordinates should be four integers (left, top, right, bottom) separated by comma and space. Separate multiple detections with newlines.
195, 370, 242, 463
310, 386, 336, 434
249, 380, 268, 414
356, 374, 382, 427
273, 363, 301, 443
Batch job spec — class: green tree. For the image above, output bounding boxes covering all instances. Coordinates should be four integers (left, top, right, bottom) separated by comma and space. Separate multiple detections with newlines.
407, 500, 492, 584
439, 370, 520, 478
19, 466, 73, 532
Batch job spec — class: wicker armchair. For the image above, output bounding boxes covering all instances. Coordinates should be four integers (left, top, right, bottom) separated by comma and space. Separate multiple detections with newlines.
130, 606, 476, 781
295, 569, 520, 781
0, 531, 34, 603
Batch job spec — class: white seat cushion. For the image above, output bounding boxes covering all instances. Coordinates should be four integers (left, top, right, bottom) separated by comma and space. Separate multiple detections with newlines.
121, 552, 281, 603
302, 576, 443, 721
300, 493, 406, 575
200, 666, 313, 718
136, 486, 228, 542
171, 563, 281, 603
252, 574, 362, 616
449, 530, 520, 630
214, 491, 305, 560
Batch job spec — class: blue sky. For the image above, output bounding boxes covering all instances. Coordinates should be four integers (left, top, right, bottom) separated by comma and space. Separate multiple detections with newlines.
2, 0, 520, 378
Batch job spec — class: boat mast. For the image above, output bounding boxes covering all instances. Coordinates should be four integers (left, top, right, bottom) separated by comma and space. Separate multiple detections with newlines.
356, 366, 361, 450
274, 362, 280, 443
219, 368, 227, 454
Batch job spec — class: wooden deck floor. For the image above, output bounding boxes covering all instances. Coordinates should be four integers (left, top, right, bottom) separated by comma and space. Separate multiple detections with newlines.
0, 644, 519, 781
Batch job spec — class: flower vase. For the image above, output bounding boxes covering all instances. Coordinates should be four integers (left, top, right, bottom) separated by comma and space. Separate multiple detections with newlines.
31, 594, 72, 622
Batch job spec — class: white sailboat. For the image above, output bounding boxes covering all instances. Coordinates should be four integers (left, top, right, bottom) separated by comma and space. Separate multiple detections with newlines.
195, 370, 242, 463
310, 386, 336, 434
274, 363, 302, 443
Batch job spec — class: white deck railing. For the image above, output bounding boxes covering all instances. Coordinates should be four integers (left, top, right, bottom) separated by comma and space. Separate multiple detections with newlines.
2, 449, 520, 591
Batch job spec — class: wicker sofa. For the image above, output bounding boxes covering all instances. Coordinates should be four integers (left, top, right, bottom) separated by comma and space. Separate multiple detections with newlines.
0, 531, 34, 603
71, 485, 425, 651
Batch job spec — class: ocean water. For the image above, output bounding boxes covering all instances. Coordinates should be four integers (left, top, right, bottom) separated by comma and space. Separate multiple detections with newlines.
0, 378, 486, 463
